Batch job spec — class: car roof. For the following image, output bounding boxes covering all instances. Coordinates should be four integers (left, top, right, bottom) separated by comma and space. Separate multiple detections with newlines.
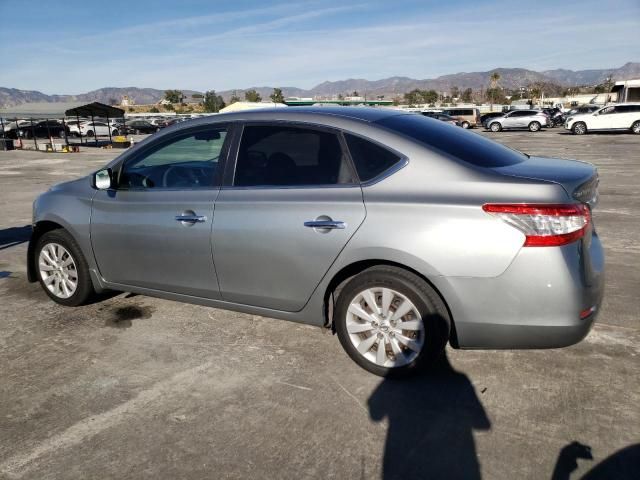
206, 106, 406, 123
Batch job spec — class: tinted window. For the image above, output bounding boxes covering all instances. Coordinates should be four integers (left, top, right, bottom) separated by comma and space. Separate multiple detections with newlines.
344, 134, 403, 182
119, 127, 226, 189
234, 125, 353, 187
377, 114, 526, 168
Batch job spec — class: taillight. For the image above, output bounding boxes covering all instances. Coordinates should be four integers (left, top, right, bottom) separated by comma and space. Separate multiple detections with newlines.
482, 203, 591, 247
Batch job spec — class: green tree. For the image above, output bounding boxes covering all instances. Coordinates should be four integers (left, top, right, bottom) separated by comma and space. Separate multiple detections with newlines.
203, 90, 226, 112
165, 103, 174, 111
229, 91, 241, 104
352, 91, 359, 97
450, 86, 460, 99
164, 89, 183, 104
149, 107, 160, 113
421, 89, 439, 104
403, 89, 422, 106
244, 89, 261, 102
270, 88, 285, 104
461, 88, 473, 103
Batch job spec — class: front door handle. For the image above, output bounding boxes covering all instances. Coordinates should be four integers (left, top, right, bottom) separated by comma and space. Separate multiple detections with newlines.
175, 210, 207, 225
304, 220, 346, 230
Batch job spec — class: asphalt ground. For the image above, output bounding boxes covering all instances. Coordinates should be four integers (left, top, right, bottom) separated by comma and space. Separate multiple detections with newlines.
0, 127, 638, 479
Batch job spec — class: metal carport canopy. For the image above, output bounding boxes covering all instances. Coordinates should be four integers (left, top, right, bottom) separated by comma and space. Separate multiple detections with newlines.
65, 102, 124, 118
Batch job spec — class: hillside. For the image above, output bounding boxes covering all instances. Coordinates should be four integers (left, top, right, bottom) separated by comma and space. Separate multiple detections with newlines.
1, 62, 638, 109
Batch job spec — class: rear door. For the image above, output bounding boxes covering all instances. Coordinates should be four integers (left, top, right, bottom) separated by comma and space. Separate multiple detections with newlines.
212, 123, 366, 311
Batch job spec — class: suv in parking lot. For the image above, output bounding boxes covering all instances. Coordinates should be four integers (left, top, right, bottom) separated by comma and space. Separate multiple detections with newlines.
485, 110, 550, 132
565, 103, 640, 135
29, 107, 604, 377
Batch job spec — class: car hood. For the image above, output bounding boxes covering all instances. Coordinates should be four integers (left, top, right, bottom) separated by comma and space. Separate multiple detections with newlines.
492, 156, 597, 203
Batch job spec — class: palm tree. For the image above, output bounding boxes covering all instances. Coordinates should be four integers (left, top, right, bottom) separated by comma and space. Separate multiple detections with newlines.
490, 72, 501, 89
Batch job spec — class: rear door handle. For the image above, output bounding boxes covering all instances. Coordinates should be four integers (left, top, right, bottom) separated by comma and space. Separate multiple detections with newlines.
175, 214, 207, 224
304, 220, 346, 230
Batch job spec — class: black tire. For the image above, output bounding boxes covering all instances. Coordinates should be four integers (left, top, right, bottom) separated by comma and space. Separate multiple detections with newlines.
489, 122, 502, 132
461, 121, 470, 129
86, 130, 94, 137
35, 229, 95, 306
528, 121, 541, 132
112, 129, 119, 136
631, 121, 640, 134
572, 122, 587, 135
334, 266, 451, 378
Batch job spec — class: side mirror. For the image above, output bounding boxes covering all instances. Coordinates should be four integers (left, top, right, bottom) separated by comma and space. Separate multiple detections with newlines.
93, 168, 113, 190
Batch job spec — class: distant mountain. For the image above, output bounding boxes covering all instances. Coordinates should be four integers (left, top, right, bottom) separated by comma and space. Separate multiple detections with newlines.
542, 62, 640, 86
1, 62, 638, 109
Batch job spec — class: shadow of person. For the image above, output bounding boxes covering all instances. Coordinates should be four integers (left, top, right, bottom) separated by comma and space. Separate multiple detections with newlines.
551, 441, 640, 480
368, 353, 490, 480
0, 225, 32, 250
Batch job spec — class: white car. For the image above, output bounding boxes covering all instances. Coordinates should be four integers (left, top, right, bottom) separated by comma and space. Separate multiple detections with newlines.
565, 103, 640, 135
79, 121, 120, 137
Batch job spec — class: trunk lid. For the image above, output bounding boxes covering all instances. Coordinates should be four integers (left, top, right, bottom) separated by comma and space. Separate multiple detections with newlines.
493, 156, 599, 206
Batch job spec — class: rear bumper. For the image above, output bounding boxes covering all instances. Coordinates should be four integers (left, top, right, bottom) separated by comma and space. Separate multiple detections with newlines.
433, 229, 605, 349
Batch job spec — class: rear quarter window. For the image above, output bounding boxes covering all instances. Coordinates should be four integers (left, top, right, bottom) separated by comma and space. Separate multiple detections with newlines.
377, 114, 527, 168
344, 133, 403, 182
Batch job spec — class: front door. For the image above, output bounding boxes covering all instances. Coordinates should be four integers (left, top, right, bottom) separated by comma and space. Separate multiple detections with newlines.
212, 123, 366, 311
91, 125, 229, 299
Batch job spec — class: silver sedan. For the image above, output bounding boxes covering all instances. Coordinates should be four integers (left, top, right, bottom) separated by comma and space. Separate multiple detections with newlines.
29, 107, 604, 377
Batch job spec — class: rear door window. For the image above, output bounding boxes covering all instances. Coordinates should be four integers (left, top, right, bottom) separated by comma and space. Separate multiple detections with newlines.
234, 125, 354, 187
344, 134, 403, 182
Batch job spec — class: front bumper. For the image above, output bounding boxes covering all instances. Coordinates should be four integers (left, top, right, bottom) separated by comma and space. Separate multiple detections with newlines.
433, 227, 605, 349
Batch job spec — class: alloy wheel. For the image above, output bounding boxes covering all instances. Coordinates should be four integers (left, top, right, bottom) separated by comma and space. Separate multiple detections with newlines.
38, 242, 78, 299
346, 287, 425, 368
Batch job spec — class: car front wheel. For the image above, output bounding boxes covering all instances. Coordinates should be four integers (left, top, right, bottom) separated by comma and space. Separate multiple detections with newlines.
489, 122, 502, 132
334, 266, 450, 377
631, 121, 640, 134
461, 121, 470, 129
35, 229, 95, 306
572, 122, 587, 135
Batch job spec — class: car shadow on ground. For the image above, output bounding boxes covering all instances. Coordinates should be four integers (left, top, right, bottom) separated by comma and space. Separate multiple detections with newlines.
367, 353, 490, 480
551, 441, 640, 480
0, 225, 31, 250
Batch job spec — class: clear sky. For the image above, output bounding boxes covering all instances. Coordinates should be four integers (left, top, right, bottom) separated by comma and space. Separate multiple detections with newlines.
0, 0, 638, 94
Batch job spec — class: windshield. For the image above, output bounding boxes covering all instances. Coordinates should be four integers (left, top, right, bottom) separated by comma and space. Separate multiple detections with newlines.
377, 114, 527, 168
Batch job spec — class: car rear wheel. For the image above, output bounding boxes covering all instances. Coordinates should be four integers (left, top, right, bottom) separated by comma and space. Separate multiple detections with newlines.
461, 121, 470, 129
489, 122, 502, 132
572, 122, 587, 135
35, 229, 95, 306
86, 130, 94, 137
528, 121, 541, 132
631, 121, 640, 134
112, 129, 119, 136
334, 266, 450, 377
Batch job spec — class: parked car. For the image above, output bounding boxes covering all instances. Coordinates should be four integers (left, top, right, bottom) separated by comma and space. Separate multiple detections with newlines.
565, 103, 640, 135
439, 107, 481, 128
480, 112, 505, 127
420, 112, 461, 126
5, 120, 66, 139
485, 110, 550, 132
566, 105, 600, 117
159, 117, 184, 128
79, 121, 120, 137
122, 120, 160, 135
29, 107, 603, 377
